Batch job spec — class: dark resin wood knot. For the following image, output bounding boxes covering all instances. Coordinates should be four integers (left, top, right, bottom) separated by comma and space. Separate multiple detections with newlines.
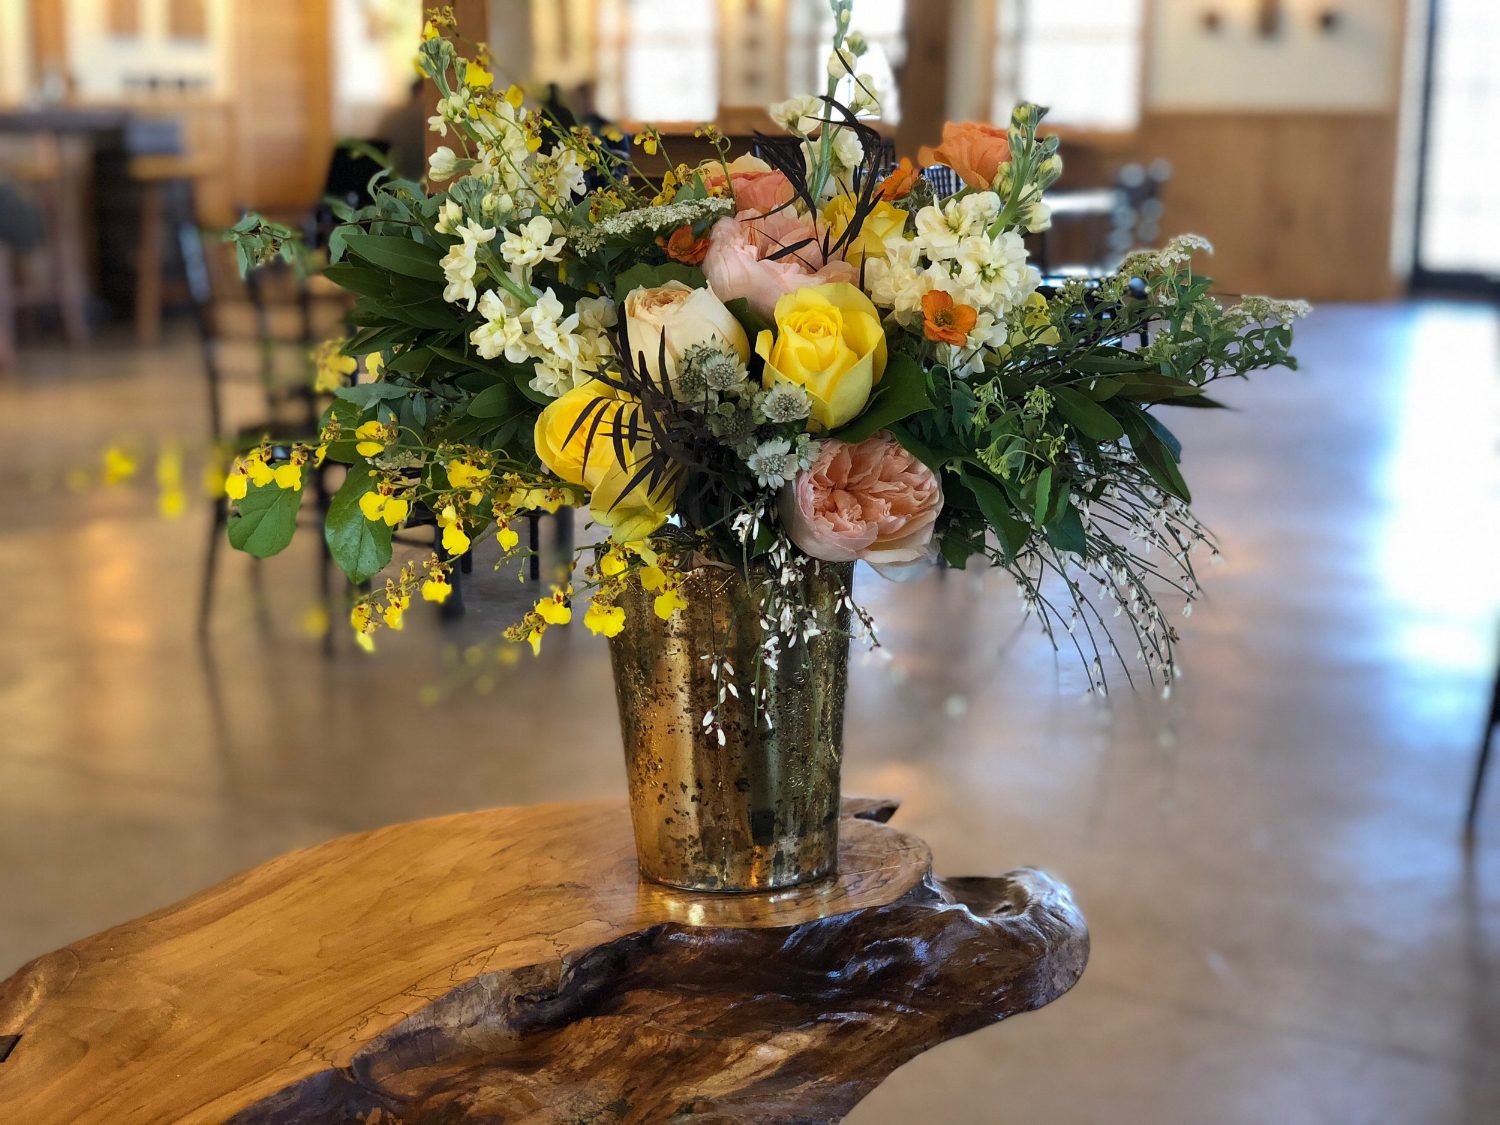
0, 798, 1087, 1123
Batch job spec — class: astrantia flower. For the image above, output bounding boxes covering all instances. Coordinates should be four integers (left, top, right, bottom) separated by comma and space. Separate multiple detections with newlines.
754, 380, 812, 424
681, 342, 750, 397
745, 436, 813, 490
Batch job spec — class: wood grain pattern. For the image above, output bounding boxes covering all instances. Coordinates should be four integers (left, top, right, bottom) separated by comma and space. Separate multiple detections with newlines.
0, 800, 1087, 1123
1056, 111, 1402, 301
229, 0, 332, 212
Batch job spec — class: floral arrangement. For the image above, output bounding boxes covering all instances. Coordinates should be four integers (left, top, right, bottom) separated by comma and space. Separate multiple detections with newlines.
226, 0, 1305, 695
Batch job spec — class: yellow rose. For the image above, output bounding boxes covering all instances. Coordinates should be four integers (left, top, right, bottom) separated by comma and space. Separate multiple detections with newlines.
821, 195, 909, 266
534, 380, 676, 541
587, 447, 677, 543
755, 283, 888, 431
534, 380, 632, 487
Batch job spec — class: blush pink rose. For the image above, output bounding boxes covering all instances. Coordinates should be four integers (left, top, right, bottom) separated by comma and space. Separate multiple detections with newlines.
699, 154, 797, 216
703, 210, 856, 319
781, 432, 944, 568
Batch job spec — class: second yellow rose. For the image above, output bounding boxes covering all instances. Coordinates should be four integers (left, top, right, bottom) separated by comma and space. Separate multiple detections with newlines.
755, 283, 888, 431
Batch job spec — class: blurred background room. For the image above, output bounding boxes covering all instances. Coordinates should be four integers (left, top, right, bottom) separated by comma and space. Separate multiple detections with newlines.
1, 1, 1497, 1121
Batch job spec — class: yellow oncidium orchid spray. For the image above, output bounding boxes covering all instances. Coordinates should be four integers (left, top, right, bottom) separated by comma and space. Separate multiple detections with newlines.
584, 599, 626, 638
354, 421, 392, 458
311, 339, 357, 394
359, 485, 410, 527
225, 446, 307, 500
102, 445, 137, 486
436, 503, 470, 555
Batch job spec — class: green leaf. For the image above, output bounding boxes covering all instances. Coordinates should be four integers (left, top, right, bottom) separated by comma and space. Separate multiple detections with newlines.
466, 381, 524, 419
384, 346, 435, 376
322, 262, 392, 299
228, 482, 303, 558
324, 465, 393, 584
1052, 385, 1125, 440
335, 382, 409, 409
1032, 466, 1053, 525
1070, 350, 1153, 375
1045, 502, 1088, 556
1159, 393, 1229, 409
342, 232, 445, 283
724, 296, 774, 341
1141, 411, 1183, 461
835, 354, 934, 443
1119, 410, 1192, 503
611, 262, 706, 305
959, 467, 1030, 562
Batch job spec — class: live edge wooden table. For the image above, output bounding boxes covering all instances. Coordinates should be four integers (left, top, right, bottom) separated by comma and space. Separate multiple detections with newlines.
0, 798, 1088, 1123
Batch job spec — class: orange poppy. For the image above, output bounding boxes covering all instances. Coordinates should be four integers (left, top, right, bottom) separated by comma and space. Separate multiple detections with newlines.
658, 224, 710, 265
875, 157, 921, 202
922, 290, 977, 345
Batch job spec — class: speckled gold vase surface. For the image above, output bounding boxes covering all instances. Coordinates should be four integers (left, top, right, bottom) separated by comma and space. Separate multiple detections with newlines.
608, 560, 854, 893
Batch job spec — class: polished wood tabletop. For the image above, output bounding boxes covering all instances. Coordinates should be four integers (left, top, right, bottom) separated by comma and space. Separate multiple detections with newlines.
0, 797, 1086, 1123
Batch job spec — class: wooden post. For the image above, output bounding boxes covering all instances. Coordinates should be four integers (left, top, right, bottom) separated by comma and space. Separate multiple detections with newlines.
895, 0, 952, 157
426, 0, 491, 161
26, 0, 68, 97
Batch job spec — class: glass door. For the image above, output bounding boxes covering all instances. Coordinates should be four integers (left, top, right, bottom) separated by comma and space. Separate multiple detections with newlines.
1414, 0, 1500, 286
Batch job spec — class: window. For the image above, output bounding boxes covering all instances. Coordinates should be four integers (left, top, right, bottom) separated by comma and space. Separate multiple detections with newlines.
1417, 0, 1500, 276
785, 0, 905, 123
991, 0, 1144, 131
596, 0, 719, 122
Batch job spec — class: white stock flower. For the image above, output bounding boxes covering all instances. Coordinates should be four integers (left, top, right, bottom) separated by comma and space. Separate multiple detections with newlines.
524, 288, 573, 353
500, 215, 565, 269
942, 229, 1036, 317
428, 146, 460, 182
440, 220, 496, 310
770, 94, 825, 137
863, 237, 932, 317
428, 89, 470, 136
826, 47, 857, 81
828, 126, 863, 170
435, 199, 463, 236
850, 72, 881, 115
470, 289, 529, 362
1021, 200, 1052, 233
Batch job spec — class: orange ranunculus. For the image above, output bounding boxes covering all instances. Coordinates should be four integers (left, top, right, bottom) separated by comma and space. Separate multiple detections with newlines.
922, 290, 977, 345
876, 157, 921, 202
917, 121, 1012, 191
657, 224, 711, 265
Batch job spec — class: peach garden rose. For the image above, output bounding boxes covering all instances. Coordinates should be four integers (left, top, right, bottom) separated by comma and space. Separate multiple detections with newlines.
702, 210, 856, 320
781, 431, 944, 567
698, 154, 797, 216
918, 121, 1012, 191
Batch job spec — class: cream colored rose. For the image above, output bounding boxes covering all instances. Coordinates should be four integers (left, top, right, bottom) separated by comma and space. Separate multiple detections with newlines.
622, 281, 750, 388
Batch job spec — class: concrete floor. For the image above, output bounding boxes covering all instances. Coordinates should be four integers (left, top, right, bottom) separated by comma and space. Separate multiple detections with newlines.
1, 301, 1498, 1123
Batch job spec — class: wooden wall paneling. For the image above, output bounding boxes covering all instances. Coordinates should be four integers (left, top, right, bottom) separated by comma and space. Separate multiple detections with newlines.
26, 0, 67, 83
231, 0, 333, 214
167, 0, 210, 42
106, 0, 143, 37
1137, 111, 1401, 301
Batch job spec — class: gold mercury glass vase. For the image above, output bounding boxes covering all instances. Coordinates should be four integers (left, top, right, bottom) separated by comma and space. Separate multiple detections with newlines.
608, 560, 854, 892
